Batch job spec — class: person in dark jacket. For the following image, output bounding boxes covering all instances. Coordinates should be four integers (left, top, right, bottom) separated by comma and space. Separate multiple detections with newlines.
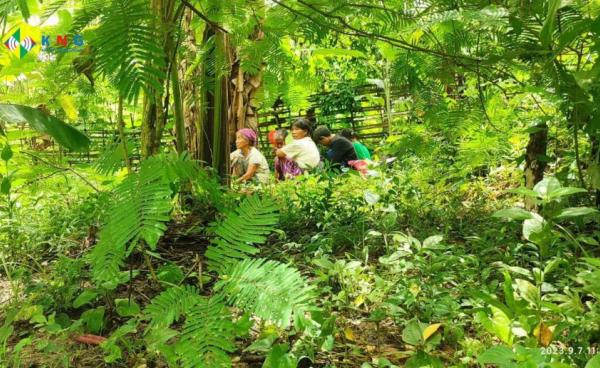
312, 125, 357, 168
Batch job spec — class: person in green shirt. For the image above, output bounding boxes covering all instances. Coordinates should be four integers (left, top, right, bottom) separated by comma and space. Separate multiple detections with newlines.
340, 128, 371, 160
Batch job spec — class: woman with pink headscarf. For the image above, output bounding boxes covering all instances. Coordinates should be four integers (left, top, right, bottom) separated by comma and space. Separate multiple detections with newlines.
230, 128, 270, 184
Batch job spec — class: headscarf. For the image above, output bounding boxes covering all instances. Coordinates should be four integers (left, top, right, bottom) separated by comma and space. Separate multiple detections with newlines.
268, 130, 277, 147
237, 128, 257, 146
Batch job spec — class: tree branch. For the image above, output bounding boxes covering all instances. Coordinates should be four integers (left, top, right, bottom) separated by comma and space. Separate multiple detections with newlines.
22, 152, 102, 193
291, 0, 482, 62
179, 0, 228, 34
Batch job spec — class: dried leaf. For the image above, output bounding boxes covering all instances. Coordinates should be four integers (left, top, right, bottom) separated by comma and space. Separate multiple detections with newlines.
73, 334, 107, 345
422, 323, 442, 341
354, 295, 365, 307
533, 322, 553, 347
344, 327, 356, 342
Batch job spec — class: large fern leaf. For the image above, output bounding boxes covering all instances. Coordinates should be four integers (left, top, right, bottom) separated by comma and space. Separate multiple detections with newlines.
205, 195, 279, 274
215, 258, 316, 328
145, 285, 202, 328
144, 287, 235, 368
94, 138, 133, 175
178, 294, 235, 368
90, 0, 166, 101
89, 156, 173, 286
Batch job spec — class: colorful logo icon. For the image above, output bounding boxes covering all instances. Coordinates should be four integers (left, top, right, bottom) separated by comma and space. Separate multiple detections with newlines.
4, 28, 37, 59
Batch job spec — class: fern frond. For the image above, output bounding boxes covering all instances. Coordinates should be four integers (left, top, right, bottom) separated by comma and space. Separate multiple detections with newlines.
94, 138, 132, 175
144, 287, 235, 368
0, 0, 28, 22
145, 285, 202, 328
178, 295, 235, 368
89, 157, 173, 285
91, 0, 166, 101
87, 225, 127, 286
40, 0, 68, 23
163, 151, 202, 183
205, 195, 279, 274
70, 0, 107, 33
215, 258, 315, 328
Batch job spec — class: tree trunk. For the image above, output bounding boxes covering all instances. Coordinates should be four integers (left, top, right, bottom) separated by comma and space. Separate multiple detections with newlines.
180, 8, 202, 160
178, 3, 265, 179
140, 97, 160, 157
524, 122, 548, 209
140, 0, 177, 158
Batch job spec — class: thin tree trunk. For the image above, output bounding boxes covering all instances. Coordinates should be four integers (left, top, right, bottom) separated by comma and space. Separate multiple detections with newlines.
116, 95, 131, 173
171, 49, 186, 154
212, 30, 229, 177
140, 0, 177, 158
524, 122, 548, 209
180, 8, 202, 160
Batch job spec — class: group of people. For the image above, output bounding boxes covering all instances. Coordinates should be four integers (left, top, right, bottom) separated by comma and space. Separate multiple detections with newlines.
230, 118, 372, 184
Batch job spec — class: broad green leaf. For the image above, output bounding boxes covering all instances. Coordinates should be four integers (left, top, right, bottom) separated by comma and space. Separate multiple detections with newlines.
547, 187, 587, 200
554, 207, 599, 219
1, 177, 11, 195
81, 307, 105, 334
364, 190, 380, 205
423, 235, 444, 249
156, 263, 184, 284
73, 290, 99, 308
115, 299, 140, 317
503, 272, 516, 314
585, 354, 600, 368
491, 306, 512, 345
402, 319, 425, 345
540, 0, 561, 48
0, 104, 90, 152
263, 344, 295, 368
533, 177, 561, 201
522, 213, 546, 241
0, 325, 14, 345
493, 208, 534, 221
507, 187, 540, 198
1, 144, 12, 161
515, 279, 540, 306
244, 335, 276, 353
478, 346, 516, 366
405, 351, 443, 368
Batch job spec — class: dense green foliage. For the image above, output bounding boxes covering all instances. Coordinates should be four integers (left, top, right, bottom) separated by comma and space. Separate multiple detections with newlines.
1, 0, 600, 367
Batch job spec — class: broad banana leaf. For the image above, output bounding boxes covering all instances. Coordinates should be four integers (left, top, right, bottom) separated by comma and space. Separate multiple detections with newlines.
0, 104, 90, 152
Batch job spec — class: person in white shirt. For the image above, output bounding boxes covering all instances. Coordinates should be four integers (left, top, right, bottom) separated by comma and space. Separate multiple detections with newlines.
230, 128, 270, 184
275, 118, 320, 172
